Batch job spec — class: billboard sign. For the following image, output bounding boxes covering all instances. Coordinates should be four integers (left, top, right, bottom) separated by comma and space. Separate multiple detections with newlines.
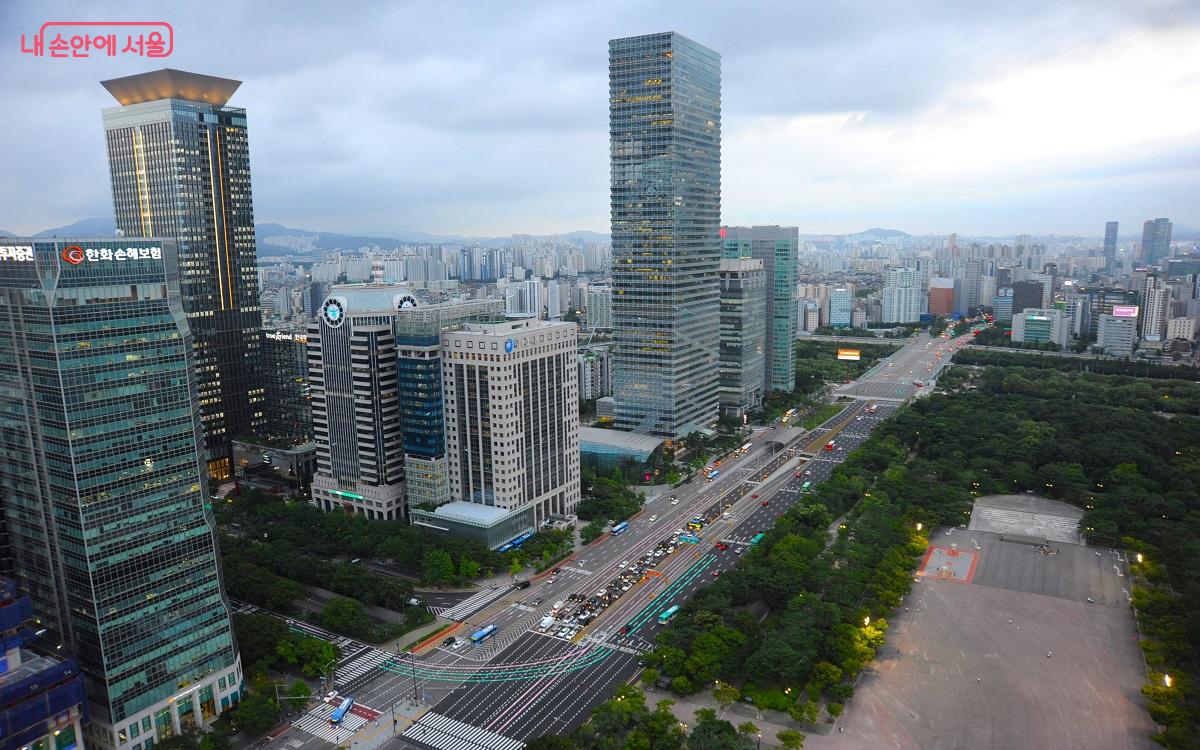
837, 349, 861, 361
1111, 305, 1139, 318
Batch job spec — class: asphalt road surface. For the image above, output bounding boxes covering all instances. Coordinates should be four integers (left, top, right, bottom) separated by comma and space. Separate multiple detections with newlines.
835, 330, 968, 401
266, 332, 969, 750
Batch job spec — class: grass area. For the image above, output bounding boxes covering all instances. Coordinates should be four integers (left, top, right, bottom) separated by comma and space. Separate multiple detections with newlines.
803, 402, 844, 429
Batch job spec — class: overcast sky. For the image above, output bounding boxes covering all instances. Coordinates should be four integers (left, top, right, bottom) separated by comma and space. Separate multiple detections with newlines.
3, 0, 1199, 238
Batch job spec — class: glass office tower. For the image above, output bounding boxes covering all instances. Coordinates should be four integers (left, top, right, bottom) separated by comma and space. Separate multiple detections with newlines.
724, 226, 798, 392
609, 32, 722, 437
101, 69, 264, 480
0, 239, 242, 750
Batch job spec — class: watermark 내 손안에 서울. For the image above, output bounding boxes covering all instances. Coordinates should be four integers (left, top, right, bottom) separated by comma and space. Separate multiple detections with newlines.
20, 21, 173, 59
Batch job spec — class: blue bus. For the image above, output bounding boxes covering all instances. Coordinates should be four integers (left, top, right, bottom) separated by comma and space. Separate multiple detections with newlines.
678, 534, 700, 544
706, 469, 720, 480
330, 697, 354, 725
657, 605, 680, 625
470, 624, 498, 645
498, 532, 534, 553
750, 533, 766, 546
611, 521, 629, 536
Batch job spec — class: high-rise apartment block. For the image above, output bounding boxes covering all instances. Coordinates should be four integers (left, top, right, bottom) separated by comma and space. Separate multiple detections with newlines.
434, 320, 580, 544
610, 32, 722, 436
102, 69, 264, 479
1141, 276, 1170, 342
1141, 218, 1173, 266
307, 287, 406, 520
585, 285, 613, 330
724, 227, 798, 392
0, 239, 242, 748
882, 267, 924, 323
717, 258, 767, 418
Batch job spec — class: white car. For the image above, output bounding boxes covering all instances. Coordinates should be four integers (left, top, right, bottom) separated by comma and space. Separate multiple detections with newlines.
649, 515, 659, 523
450, 639, 465, 650
618, 561, 628, 569
670, 498, 679, 505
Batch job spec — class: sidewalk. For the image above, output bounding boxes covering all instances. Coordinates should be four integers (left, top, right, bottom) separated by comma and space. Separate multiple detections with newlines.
641, 686, 827, 747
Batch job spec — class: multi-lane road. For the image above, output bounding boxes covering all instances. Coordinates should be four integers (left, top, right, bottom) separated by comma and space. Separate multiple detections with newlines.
835, 330, 967, 401
264, 331, 969, 750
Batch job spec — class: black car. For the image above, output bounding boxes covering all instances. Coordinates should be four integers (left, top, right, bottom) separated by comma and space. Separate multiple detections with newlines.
442, 637, 456, 647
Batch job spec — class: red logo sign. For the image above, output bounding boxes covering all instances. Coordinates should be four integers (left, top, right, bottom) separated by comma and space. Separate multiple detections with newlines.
62, 246, 85, 264
20, 21, 173, 59
718, 227, 727, 239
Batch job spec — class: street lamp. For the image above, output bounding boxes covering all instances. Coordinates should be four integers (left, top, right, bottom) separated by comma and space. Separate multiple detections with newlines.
863, 616, 870, 626
915, 522, 923, 532
1164, 674, 1173, 688
1136, 553, 1144, 564
756, 732, 762, 750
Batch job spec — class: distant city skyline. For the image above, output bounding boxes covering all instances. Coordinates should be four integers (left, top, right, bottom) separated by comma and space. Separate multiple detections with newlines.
2, 1, 1199, 236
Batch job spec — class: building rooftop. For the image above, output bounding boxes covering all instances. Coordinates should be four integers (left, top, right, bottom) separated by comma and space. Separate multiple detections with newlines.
102, 68, 242, 107
579, 427, 663, 453
428, 501, 517, 525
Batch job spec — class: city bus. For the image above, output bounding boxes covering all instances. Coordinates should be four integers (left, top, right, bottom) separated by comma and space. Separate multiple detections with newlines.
330, 697, 355, 725
657, 605, 681, 626
801, 481, 812, 492
611, 521, 629, 536
470, 624, 498, 645
739, 442, 752, 454
706, 469, 720, 480
750, 533, 766, 546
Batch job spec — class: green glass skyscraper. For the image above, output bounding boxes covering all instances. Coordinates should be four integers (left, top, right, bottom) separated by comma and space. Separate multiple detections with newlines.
724, 226, 798, 393
609, 32, 722, 437
0, 238, 242, 750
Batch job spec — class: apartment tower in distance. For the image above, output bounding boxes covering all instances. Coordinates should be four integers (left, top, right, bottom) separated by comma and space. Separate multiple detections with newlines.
609, 32, 722, 437
1104, 221, 1119, 267
0, 239, 242, 750
1141, 218, 1172, 266
102, 69, 264, 479
723, 226, 798, 393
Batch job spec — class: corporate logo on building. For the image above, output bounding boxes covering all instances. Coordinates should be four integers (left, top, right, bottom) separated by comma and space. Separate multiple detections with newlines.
505, 338, 515, 353
0, 245, 161, 263
321, 297, 346, 328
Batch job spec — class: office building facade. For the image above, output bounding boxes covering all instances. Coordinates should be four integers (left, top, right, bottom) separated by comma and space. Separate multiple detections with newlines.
928, 277, 958, 317
393, 300, 505, 512
829, 288, 853, 328
307, 290, 406, 520
0, 239, 242, 749
1104, 221, 1118, 267
610, 32, 722, 436
1010, 280, 1044, 317
102, 69, 264, 480
1097, 312, 1137, 355
882, 267, 924, 323
1141, 218, 1173, 265
717, 258, 767, 419
441, 320, 580, 528
1011, 308, 1070, 347
724, 227, 798, 392
585, 285, 613, 330
992, 288, 1014, 323
258, 329, 313, 443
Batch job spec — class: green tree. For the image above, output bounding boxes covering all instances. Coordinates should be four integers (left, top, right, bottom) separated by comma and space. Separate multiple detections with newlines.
509, 556, 524, 579
286, 679, 311, 702
777, 728, 806, 749
641, 667, 660, 686
422, 549, 455, 585
320, 597, 367, 634
524, 737, 574, 750
737, 721, 760, 735
713, 682, 740, 710
458, 557, 481, 582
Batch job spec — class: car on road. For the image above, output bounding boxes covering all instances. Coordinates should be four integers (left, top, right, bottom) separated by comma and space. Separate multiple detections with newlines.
618, 560, 628, 568
450, 639, 465, 650
711, 570, 721, 577
649, 515, 659, 523
794, 471, 803, 477
670, 497, 679, 505
443, 637, 456, 647
761, 500, 770, 507
751, 494, 758, 499
716, 543, 728, 551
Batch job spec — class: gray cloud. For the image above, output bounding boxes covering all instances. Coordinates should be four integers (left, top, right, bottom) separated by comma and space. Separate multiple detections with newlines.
1, 0, 1198, 236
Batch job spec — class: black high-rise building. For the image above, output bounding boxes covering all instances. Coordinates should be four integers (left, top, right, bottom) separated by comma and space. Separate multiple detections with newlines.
102, 69, 264, 479
1011, 280, 1044, 316
1104, 221, 1118, 267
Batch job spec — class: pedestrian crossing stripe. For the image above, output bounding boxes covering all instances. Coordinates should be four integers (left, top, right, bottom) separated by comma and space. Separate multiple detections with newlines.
437, 587, 512, 622
292, 702, 368, 743
335, 648, 394, 690
402, 711, 523, 750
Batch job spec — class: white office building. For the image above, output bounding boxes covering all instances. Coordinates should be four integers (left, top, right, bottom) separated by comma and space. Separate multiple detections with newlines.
1011, 308, 1071, 347
440, 320, 581, 536
1097, 313, 1137, 355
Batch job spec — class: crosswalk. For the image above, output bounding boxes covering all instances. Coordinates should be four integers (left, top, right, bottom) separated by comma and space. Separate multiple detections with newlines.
335, 648, 395, 693
431, 587, 512, 621
292, 702, 369, 743
402, 712, 523, 750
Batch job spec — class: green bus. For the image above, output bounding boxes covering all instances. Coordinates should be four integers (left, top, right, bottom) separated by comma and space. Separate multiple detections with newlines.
801, 481, 812, 492
750, 533, 765, 546
657, 605, 681, 625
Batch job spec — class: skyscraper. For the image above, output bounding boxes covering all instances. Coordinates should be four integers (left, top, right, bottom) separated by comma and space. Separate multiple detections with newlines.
102, 69, 264, 479
307, 286, 407, 520
928, 277, 958, 317
1104, 221, 1118, 267
724, 226, 798, 393
0, 238, 242, 748
1141, 218, 1173, 266
717, 257, 767, 418
829, 288, 853, 328
610, 32, 721, 437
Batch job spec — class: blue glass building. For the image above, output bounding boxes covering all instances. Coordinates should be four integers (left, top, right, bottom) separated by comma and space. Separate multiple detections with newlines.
0, 239, 242, 750
609, 32, 722, 437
